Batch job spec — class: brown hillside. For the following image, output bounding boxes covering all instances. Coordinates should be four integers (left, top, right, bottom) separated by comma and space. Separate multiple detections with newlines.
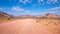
41, 13, 60, 19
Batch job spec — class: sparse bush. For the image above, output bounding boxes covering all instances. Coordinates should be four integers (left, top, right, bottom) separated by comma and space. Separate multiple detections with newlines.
8, 18, 11, 20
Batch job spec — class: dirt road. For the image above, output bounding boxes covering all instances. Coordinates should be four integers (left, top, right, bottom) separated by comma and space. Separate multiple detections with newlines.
0, 19, 58, 34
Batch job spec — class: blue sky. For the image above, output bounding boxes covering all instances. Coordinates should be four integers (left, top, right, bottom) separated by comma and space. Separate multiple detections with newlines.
0, 0, 60, 16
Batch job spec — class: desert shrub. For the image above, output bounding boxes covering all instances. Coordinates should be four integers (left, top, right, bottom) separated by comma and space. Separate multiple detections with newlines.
8, 18, 11, 20
41, 17, 45, 19
54, 23, 57, 25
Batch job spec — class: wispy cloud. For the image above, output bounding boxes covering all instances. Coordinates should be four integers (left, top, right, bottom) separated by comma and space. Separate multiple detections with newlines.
47, 0, 58, 4
0, 8, 2, 10
11, 6, 30, 13
0, 8, 4, 11
10, 6, 31, 15
19, 0, 30, 4
49, 6, 60, 11
11, 6, 25, 12
38, 0, 43, 3
52, 0, 57, 3
41, 6, 60, 14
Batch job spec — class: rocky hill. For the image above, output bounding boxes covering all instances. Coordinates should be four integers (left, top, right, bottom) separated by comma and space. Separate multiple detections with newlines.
0, 11, 14, 23
40, 13, 60, 19
0, 11, 12, 18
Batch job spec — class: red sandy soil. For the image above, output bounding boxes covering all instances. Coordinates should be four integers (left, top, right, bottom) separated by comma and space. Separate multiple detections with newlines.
0, 19, 60, 34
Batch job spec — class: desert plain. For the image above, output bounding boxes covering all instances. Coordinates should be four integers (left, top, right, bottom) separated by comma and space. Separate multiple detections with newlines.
0, 12, 60, 34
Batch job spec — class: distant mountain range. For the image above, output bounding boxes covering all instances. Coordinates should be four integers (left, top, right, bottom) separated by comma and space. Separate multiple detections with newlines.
0, 11, 60, 19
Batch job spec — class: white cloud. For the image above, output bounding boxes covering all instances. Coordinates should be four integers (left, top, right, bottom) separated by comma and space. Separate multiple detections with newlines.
11, 6, 31, 13
19, 0, 29, 4
11, 7, 25, 12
